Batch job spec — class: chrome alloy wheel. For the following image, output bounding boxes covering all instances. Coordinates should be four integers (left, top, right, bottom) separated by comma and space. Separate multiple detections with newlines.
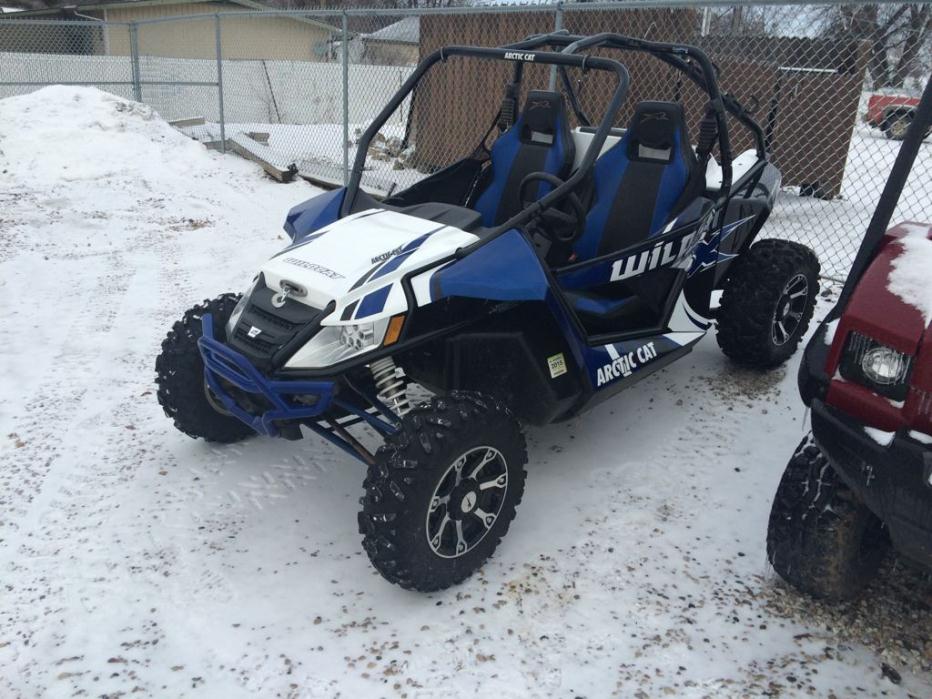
772, 273, 809, 346
425, 446, 509, 559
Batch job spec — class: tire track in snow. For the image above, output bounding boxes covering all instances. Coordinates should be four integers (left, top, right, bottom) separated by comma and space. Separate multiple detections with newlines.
2, 250, 133, 524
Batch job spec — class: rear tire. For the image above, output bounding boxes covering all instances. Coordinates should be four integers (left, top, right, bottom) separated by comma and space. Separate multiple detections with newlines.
716, 239, 819, 368
359, 392, 527, 592
155, 294, 255, 443
884, 112, 912, 140
767, 435, 888, 601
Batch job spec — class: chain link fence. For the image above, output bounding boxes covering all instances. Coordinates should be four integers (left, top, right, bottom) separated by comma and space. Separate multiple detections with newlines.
2, 1, 930, 278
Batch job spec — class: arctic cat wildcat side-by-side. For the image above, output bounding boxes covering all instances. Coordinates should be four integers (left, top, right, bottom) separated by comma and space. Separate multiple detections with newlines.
157, 33, 820, 591
767, 77, 932, 601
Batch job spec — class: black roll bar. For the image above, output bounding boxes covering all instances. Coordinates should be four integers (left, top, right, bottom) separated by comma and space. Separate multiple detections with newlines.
343, 45, 631, 255
504, 31, 771, 200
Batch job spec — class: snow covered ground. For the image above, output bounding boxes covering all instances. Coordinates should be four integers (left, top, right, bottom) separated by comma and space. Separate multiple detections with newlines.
1, 87, 930, 699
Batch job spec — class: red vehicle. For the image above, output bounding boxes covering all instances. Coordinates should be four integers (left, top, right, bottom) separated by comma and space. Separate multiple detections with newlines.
767, 77, 932, 600
866, 92, 931, 140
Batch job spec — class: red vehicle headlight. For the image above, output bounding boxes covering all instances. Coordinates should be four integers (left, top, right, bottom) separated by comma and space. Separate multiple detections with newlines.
839, 331, 913, 401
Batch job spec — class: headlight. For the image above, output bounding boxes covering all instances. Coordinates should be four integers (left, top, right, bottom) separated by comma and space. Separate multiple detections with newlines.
840, 331, 912, 400
340, 322, 377, 352
286, 319, 389, 369
861, 346, 909, 385
225, 278, 258, 338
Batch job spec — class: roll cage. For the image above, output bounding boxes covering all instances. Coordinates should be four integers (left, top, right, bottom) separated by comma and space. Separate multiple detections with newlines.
343, 43, 632, 233
344, 32, 769, 241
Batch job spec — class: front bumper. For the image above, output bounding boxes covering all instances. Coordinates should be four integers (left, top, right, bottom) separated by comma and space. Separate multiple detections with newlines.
811, 398, 932, 568
198, 313, 335, 437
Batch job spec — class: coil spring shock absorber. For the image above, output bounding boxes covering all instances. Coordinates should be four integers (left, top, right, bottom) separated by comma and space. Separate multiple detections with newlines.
369, 357, 411, 416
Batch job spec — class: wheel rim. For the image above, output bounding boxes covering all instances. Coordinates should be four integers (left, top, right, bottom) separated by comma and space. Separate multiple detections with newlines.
891, 119, 909, 139
771, 273, 809, 346
425, 446, 509, 559
203, 379, 232, 416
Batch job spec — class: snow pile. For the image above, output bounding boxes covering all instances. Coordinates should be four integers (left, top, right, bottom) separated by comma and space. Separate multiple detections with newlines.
0, 86, 315, 408
0, 86, 315, 259
0, 86, 219, 187
888, 223, 932, 325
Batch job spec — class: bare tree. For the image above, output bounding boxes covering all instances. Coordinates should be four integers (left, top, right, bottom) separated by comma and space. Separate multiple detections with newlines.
823, 3, 931, 89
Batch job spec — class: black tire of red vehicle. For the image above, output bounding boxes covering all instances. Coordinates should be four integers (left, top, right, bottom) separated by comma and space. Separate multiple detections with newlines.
716, 239, 820, 368
155, 293, 255, 443
883, 111, 912, 140
767, 435, 888, 601
359, 391, 527, 592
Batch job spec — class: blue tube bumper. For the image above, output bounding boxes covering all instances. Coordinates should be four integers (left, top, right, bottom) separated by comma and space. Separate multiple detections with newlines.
197, 313, 336, 437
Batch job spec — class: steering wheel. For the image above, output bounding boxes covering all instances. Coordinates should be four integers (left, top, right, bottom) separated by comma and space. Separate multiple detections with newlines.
518, 172, 586, 244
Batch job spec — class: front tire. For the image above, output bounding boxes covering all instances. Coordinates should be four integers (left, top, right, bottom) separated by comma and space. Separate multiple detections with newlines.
767, 435, 888, 601
359, 392, 527, 592
884, 112, 912, 140
716, 239, 819, 368
155, 294, 255, 443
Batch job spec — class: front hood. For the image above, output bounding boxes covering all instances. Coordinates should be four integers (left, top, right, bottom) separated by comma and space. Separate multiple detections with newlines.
829, 222, 931, 360
259, 208, 479, 320
824, 222, 932, 432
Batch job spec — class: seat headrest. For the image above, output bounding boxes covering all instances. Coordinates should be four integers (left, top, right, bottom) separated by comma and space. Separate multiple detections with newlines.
626, 101, 688, 163
520, 90, 566, 146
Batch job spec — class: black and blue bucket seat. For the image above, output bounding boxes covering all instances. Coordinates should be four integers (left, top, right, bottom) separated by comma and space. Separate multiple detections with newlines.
472, 90, 576, 227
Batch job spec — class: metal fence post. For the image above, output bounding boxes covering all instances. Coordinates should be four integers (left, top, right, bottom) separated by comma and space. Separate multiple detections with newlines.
215, 13, 226, 154
129, 22, 141, 102
549, 1, 564, 91
342, 10, 350, 185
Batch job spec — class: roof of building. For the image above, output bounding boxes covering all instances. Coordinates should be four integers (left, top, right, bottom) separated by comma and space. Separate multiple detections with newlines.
360, 16, 418, 45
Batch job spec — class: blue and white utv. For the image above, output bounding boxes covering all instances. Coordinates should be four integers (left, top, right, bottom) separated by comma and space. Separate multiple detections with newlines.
156, 33, 819, 591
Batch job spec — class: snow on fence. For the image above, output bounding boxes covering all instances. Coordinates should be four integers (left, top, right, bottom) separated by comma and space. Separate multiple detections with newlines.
0, 50, 412, 126
0, 51, 135, 101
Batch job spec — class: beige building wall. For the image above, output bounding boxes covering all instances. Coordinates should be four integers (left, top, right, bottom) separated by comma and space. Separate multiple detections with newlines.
99, 4, 333, 61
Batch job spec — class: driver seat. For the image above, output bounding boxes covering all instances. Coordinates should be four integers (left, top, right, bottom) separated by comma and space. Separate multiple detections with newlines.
471, 90, 575, 227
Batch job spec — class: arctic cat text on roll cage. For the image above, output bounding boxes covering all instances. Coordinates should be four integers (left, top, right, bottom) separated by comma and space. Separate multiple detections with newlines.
156, 33, 820, 591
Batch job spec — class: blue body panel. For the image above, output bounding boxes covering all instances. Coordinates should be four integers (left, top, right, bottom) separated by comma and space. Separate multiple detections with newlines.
578, 332, 700, 394
541, 290, 704, 403
355, 285, 392, 319
434, 229, 549, 302
572, 294, 633, 316
283, 187, 346, 241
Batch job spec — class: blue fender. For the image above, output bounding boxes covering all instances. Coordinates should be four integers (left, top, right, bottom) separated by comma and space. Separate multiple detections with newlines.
433, 229, 549, 302
283, 187, 346, 241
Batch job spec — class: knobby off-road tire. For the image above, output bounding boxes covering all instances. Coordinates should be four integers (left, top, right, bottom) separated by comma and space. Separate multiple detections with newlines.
767, 434, 888, 601
717, 239, 820, 368
359, 392, 528, 592
155, 293, 255, 443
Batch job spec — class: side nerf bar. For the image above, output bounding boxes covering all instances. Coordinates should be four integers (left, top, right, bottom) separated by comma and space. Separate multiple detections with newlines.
197, 313, 336, 437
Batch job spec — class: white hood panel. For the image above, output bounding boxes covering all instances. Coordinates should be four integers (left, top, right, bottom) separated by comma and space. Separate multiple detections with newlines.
259, 208, 479, 322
